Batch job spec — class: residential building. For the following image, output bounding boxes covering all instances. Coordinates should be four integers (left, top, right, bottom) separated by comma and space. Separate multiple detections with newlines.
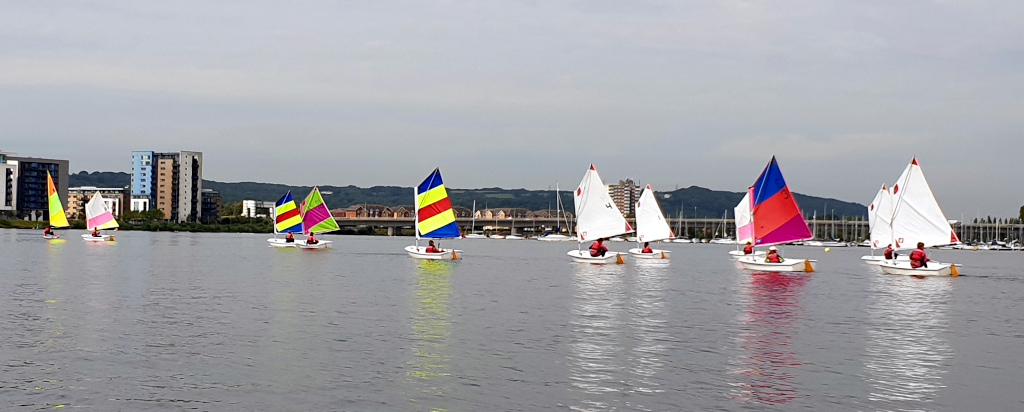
201, 189, 223, 223
0, 151, 69, 220
241, 200, 272, 218
131, 151, 203, 222
68, 187, 127, 220
607, 178, 640, 218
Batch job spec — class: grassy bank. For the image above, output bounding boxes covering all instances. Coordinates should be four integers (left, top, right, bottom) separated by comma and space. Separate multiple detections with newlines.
2, 218, 400, 236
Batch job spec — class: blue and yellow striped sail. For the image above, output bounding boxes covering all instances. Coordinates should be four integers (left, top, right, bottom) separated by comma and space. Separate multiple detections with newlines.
274, 191, 304, 233
416, 168, 460, 238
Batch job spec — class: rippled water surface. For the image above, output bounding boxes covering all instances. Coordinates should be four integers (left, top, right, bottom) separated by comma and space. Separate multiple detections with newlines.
2, 230, 1023, 411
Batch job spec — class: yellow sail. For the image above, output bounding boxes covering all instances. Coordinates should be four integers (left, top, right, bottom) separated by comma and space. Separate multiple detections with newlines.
46, 171, 70, 228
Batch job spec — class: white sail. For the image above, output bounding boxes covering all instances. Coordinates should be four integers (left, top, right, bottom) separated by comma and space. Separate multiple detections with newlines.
868, 184, 893, 249
85, 191, 119, 230
734, 189, 753, 245
573, 164, 632, 242
634, 185, 673, 243
889, 158, 958, 248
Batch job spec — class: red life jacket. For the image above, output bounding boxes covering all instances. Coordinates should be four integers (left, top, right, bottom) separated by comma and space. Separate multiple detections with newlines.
642, 246, 653, 253
766, 252, 782, 263
743, 244, 753, 254
910, 249, 927, 268
590, 242, 608, 257
426, 245, 440, 253
884, 247, 894, 259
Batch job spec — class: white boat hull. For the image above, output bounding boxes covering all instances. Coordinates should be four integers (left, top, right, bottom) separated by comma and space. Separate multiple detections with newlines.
537, 234, 573, 242
567, 249, 625, 264
737, 256, 817, 272
43, 234, 60, 239
464, 234, 488, 239
627, 248, 670, 259
268, 238, 298, 248
405, 245, 461, 260
505, 235, 524, 240
297, 240, 332, 249
878, 261, 958, 277
861, 255, 911, 265
669, 238, 691, 243
82, 234, 113, 242
729, 250, 766, 259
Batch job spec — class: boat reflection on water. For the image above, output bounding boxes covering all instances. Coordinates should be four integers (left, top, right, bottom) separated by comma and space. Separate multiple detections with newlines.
627, 260, 670, 395
864, 275, 953, 411
568, 263, 627, 411
729, 271, 810, 405
406, 260, 454, 409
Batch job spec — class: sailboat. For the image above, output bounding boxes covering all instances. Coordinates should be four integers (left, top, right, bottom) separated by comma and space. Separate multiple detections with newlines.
627, 185, 673, 259
297, 186, 340, 249
878, 158, 961, 277
44, 171, 69, 239
267, 191, 303, 248
860, 184, 904, 265
728, 189, 766, 259
567, 165, 632, 264
406, 168, 463, 260
737, 157, 817, 272
464, 200, 487, 238
538, 182, 574, 241
82, 191, 119, 242
709, 210, 736, 244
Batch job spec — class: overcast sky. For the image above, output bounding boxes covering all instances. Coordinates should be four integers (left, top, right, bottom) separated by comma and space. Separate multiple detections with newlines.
2, 1, 1022, 218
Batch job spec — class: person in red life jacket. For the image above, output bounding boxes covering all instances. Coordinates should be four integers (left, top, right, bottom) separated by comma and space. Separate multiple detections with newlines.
743, 241, 754, 255
910, 242, 930, 268
765, 246, 784, 263
44, 226, 54, 237
590, 238, 609, 257
883, 244, 897, 260
285, 232, 295, 243
641, 242, 653, 253
425, 240, 442, 253
91, 227, 101, 237
307, 232, 318, 245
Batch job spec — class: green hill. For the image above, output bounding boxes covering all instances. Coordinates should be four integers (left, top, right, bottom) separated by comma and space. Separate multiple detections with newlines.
70, 171, 867, 218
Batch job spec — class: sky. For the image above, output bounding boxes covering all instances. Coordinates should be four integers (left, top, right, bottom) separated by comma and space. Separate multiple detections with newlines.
2, 1, 1022, 218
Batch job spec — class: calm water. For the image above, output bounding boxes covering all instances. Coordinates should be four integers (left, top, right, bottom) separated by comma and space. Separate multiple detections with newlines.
1, 230, 1022, 411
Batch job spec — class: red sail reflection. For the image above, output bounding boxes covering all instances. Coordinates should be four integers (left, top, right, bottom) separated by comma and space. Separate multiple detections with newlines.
732, 272, 809, 405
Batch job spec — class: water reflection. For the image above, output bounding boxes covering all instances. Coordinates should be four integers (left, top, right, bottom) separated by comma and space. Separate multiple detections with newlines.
627, 260, 670, 396
407, 260, 453, 410
730, 272, 809, 405
864, 275, 953, 411
568, 263, 627, 411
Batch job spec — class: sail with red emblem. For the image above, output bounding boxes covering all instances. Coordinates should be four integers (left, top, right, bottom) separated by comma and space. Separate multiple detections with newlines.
888, 158, 959, 248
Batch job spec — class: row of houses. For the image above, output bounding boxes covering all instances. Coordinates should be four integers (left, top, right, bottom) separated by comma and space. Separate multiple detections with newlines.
328, 204, 573, 220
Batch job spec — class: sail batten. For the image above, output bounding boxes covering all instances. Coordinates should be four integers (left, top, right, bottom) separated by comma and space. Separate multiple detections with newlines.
750, 157, 812, 246
46, 171, 69, 228
573, 164, 632, 242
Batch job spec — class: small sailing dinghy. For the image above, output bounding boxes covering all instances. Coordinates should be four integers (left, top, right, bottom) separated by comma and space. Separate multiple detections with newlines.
267, 191, 303, 248
737, 157, 817, 272
728, 189, 766, 259
861, 184, 906, 265
567, 165, 632, 264
44, 171, 69, 239
628, 185, 673, 259
82, 191, 118, 242
406, 168, 463, 260
878, 158, 961, 277
297, 186, 340, 249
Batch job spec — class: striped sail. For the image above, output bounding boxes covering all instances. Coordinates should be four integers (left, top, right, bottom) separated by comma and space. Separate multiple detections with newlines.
302, 186, 340, 234
85, 191, 119, 230
415, 168, 460, 239
750, 157, 812, 246
46, 171, 69, 228
274, 191, 304, 233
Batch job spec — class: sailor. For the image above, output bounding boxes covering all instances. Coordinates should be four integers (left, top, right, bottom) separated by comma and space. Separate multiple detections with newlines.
43, 226, 54, 237
285, 232, 295, 243
589, 238, 609, 257
743, 241, 754, 255
910, 242, 930, 268
883, 244, 897, 260
307, 232, 318, 245
765, 246, 784, 263
91, 227, 101, 237
641, 242, 653, 253
425, 240, 442, 253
